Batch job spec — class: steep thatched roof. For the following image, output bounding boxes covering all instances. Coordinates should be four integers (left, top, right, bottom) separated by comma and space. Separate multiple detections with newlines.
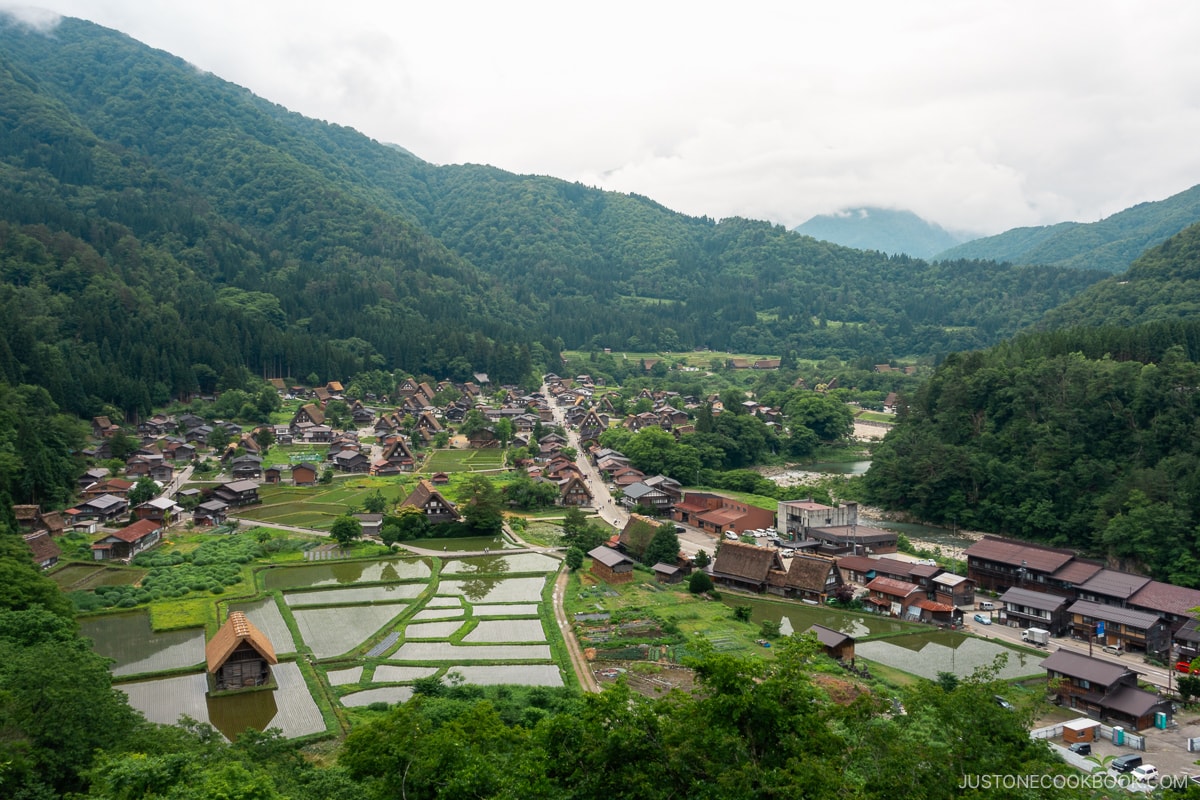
772, 554, 840, 593
206, 611, 278, 674
712, 541, 784, 582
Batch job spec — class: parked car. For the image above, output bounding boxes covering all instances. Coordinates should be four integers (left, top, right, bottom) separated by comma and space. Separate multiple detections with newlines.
1130, 765, 1159, 783
1110, 754, 1143, 774
973, 613, 992, 625
993, 695, 1014, 710
1067, 742, 1091, 755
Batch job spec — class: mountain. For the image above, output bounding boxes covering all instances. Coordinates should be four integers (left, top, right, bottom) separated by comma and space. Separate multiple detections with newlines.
0, 14, 1109, 420
933, 183, 1200, 273
792, 207, 970, 258
1038, 220, 1200, 330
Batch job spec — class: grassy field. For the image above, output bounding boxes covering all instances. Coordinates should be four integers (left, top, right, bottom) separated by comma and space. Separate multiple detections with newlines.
423, 449, 506, 472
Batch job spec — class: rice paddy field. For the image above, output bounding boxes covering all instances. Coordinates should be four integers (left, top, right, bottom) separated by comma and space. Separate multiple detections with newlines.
87, 550, 567, 739
423, 449, 506, 472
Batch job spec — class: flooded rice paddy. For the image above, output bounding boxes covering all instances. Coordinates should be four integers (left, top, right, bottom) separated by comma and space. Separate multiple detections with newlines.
261, 558, 431, 589
439, 575, 547, 603
229, 597, 296, 653
341, 686, 415, 706
472, 603, 539, 616
464, 619, 546, 643
291, 604, 408, 659
326, 666, 363, 685
442, 553, 559, 574
371, 665, 438, 682
392, 642, 552, 661
404, 620, 465, 639
446, 665, 563, 686
854, 630, 1041, 681
283, 583, 424, 606
119, 661, 324, 740
81, 612, 206, 676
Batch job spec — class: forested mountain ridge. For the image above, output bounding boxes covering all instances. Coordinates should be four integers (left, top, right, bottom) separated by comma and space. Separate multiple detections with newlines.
1038, 221, 1200, 330
864, 305, 1200, 585
933, 182, 1200, 273
0, 14, 1111, 423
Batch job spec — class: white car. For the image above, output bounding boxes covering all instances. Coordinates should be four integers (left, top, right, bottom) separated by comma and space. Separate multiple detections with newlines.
724, 531, 739, 541
1130, 765, 1159, 784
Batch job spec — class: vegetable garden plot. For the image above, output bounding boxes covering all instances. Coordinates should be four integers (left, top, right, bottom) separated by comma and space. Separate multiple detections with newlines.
440, 576, 547, 603
371, 665, 438, 682
284, 583, 423, 606
292, 604, 407, 659
82, 612, 206, 676
471, 604, 539, 617
442, 553, 559, 574
341, 686, 414, 707
230, 597, 296, 653
403, 621, 464, 639
446, 665, 563, 687
263, 559, 430, 590
463, 619, 547, 643
391, 642, 552, 661
326, 666, 363, 686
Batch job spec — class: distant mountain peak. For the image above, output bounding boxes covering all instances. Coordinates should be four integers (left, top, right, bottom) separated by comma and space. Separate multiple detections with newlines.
792, 206, 971, 258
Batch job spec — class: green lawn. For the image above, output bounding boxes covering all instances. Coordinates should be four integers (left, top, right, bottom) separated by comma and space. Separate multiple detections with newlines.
424, 449, 506, 472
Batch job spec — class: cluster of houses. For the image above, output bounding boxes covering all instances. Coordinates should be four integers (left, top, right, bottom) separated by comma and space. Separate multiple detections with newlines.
964, 535, 1200, 664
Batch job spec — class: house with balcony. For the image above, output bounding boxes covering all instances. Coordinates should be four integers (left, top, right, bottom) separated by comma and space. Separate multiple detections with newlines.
1041, 649, 1171, 730
999, 586, 1071, 635
1067, 599, 1168, 658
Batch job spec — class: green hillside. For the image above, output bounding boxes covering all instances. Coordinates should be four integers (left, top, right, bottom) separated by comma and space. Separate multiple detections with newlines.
1038, 221, 1200, 329
865, 277, 1200, 584
0, 15, 1112, 424
934, 183, 1200, 273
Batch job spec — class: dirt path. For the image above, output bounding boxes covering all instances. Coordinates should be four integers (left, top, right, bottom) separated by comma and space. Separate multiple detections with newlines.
554, 567, 598, 692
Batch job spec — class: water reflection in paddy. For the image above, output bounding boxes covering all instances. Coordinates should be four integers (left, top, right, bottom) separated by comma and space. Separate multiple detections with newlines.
719, 595, 917, 639
855, 630, 1040, 680
81, 611, 205, 676
261, 558, 431, 590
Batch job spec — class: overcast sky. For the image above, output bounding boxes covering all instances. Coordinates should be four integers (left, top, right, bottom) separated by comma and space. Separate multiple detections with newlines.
10, 2, 1200, 235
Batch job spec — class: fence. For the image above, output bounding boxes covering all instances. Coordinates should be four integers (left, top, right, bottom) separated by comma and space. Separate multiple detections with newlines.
1030, 722, 1145, 751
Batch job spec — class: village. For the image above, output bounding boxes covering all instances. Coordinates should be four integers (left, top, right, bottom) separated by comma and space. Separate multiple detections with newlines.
12, 367, 1200, 783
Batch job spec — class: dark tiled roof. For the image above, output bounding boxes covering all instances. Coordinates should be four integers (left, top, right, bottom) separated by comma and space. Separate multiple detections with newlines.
1000, 586, 1068, 612
1128, 580, 1200, 617
1050, 559, 1104, 585
1040, 649, 1131, 687
1076, 569, 1151, 600
1068, 599, 1161, 630
588, 546, 633, 569
964, 535, 1075, 574
806, 624, 853, 649
1101, 684, 1166, 719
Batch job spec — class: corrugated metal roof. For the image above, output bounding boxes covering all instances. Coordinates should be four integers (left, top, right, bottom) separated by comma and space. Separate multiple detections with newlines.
1000, 586, 1067, 611
1076, 569, 1151, 600
963, 536, 1074, 574
1040, 649, 1131, 686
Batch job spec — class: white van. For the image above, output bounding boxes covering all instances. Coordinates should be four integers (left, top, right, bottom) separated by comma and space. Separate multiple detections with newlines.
979, 601, 995, 611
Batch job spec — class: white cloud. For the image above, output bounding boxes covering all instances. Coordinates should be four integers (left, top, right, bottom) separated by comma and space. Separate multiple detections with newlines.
13, 1, 1200, 235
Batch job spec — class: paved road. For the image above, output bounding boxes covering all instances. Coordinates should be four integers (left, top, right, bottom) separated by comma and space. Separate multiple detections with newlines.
968, 614, 1180, 694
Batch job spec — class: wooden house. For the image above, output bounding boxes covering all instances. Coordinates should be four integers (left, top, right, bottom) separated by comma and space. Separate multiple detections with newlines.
291, 464, 318, 486
1041, 649, 1171, 730
711, 541, 786, 593
805, 624, 855, 661
768, 554, 843, 603
24, 531, 61, 570
91, 519, 162, 561
588, 545, 636, 584
401, 480, 461, 523
206, 611, 278, 692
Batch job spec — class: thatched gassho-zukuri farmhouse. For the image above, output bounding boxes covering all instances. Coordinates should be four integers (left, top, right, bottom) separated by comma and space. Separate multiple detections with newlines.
206, 611, 278, 693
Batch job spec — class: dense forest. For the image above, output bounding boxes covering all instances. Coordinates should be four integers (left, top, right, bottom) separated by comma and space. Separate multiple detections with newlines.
0, 15, 1111, 422
864, 315, 1200, 584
